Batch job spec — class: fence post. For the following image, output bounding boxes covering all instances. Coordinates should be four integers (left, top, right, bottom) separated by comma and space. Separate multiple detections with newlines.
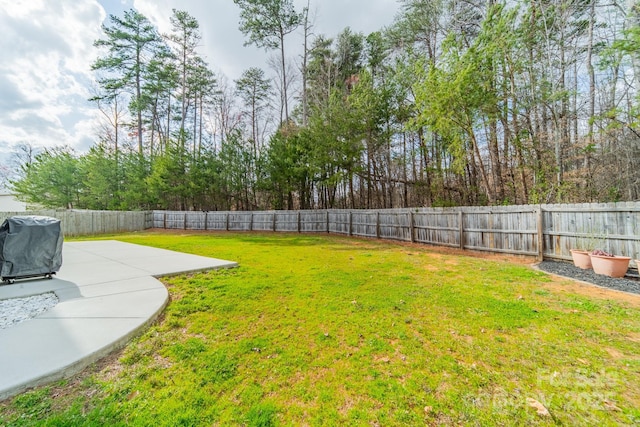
376, 211, 381, 239
226, 212, 230, 231
459, 210, 464, 250
349, 211, 353, 236
204, 212, 208, 231
409, 211, 415, 243
537, 207, 544, 262
273, 212, 277, 232
298, 211, 302, 233
250, 212, 253, 231
326, 211, 330, 233
488, 211, 494, 251
164, 211, 167, 230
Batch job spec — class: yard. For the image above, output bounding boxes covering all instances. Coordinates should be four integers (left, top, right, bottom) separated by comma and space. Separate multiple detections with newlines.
1, 232, 639, 426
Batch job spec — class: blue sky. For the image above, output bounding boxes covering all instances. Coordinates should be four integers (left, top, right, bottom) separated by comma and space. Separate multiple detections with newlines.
0, 0, 401, 187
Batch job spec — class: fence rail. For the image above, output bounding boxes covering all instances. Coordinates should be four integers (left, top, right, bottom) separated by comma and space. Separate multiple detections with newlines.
152, 202, 640, 266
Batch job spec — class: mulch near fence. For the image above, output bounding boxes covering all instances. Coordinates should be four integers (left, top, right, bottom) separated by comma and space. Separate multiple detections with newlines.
538, 260, 640, 295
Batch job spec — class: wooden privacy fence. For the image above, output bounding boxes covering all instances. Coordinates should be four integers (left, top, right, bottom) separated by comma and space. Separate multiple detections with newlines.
153, 202, 640, 266
3, 203, 638, 264
0, 210, 152, 237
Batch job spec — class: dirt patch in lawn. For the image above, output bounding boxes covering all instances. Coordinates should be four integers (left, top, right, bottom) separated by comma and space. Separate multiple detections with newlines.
537, 273, 640, 308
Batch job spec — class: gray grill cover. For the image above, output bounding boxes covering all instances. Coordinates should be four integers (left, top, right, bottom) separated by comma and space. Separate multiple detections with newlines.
0, 216, 63, 279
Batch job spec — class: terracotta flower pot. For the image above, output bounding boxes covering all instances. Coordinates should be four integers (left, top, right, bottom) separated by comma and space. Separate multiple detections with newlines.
589, 254, 630, 278
570, 249, 592, 269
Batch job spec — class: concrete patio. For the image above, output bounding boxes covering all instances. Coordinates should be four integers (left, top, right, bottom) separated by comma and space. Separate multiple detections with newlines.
0, 240, 237, 400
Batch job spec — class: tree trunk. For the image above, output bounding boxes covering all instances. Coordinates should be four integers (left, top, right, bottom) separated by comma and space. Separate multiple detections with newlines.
470, 129, 494, 205
280, 27, 289, 122
136, 49, 144, 156
586, 0, 596, 198
488, 117, 503, 203
301, 1, 311, 126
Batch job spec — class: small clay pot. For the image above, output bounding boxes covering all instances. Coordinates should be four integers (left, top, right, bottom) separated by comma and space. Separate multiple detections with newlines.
570, 249, 592, 269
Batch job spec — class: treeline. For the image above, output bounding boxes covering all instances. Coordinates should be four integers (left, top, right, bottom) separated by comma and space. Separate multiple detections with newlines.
11, 0, 640, 210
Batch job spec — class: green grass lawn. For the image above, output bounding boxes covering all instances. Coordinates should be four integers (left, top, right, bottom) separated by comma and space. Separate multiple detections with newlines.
2, 232, 640, 426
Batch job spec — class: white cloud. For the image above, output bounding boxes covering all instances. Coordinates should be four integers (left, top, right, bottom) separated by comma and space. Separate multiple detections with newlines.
0, 0, 106, 160
133, 0, 172, 33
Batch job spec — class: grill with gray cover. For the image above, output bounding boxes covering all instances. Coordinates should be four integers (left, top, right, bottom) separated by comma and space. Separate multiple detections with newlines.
0, 216, 63, 284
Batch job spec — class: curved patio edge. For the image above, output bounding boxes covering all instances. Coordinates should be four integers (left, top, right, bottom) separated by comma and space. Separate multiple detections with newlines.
0, 240, 237, 400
